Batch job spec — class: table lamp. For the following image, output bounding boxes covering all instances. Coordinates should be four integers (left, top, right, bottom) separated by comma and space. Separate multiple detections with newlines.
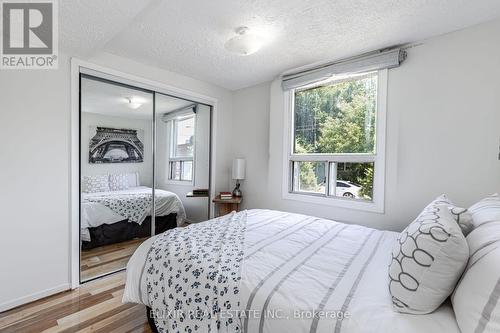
232, 158, 246, 197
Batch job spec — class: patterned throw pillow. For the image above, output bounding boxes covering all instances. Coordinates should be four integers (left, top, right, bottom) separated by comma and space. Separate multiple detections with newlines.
109, 173, 130, 191
449, 206, 474, 236
82, 175, 110, 193
388, 195, 469, 314
433, 194, 474, 236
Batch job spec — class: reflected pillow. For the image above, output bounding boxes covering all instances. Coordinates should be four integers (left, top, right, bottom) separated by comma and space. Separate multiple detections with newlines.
124, 172, 140, 187
82, 175, 110, 193
109, 173, 130, 191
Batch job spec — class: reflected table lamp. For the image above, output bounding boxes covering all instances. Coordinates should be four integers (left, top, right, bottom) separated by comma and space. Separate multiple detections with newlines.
232, 158, 246, 197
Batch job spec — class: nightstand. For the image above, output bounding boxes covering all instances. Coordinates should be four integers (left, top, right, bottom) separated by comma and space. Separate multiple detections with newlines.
212, 195, 242, 217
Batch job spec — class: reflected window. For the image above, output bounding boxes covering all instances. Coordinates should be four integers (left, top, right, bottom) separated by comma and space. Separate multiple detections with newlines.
169, 115, 195, 182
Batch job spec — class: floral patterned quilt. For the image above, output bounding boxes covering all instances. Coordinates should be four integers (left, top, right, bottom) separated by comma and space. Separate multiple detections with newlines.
83, 192, 153, 223
145, 211, 247, 333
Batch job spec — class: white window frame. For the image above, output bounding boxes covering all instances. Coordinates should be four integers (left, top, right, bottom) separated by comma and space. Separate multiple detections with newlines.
282, 69, 387, 213
167, 114, 196, 184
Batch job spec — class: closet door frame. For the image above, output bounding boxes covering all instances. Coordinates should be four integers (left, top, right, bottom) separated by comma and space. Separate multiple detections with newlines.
71, 58, 217, 289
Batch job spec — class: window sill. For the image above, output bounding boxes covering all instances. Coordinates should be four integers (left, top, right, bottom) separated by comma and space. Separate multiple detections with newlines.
164, 180, 194, 187
282, 191, 384, 213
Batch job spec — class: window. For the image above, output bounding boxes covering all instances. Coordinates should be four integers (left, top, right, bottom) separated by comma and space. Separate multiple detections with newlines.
284, 70, 387, 212
169, 115, 195, 182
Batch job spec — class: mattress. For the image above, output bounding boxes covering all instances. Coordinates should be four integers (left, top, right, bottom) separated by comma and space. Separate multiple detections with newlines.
81, 186, 186, 242
123, 209, 460, 333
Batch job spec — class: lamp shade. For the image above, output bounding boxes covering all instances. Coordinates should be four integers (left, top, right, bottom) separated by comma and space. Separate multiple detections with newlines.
232, 159, 246, 180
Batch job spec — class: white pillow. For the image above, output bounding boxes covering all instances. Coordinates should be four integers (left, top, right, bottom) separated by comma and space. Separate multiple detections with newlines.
82, 175, 110, 193
109, 173, 130, 191
125, 172, 140, 187
388, 195, 469, 314
452, 220, 500, 333
469, 193, 500, 228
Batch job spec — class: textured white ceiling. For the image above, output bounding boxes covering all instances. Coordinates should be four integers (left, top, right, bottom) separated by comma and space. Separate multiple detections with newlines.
61, 0, 500, 90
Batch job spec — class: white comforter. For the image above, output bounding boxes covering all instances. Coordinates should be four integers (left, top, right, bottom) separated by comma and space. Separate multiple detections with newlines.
123, 209, 460, 333
81, 186, 186, 242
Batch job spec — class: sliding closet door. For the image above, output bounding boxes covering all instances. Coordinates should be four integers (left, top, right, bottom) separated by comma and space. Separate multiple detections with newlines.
154, 93, 211, 225
80, 75, 154, 282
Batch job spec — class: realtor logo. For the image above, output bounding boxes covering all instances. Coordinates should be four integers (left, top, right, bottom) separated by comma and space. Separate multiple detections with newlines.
1, 0, 58, 69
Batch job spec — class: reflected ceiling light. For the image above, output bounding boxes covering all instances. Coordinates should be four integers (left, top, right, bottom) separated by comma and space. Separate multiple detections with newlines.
126, 97, 142, 109
224, 26, 263, 56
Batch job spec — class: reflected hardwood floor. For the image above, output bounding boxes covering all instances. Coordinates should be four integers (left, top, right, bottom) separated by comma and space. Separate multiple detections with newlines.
0, 272, 152, 333
81, 238, 147, 281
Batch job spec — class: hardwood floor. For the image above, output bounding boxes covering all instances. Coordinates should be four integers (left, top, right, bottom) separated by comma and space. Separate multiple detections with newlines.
81, 238, 148, 281
0, 272, 152, 333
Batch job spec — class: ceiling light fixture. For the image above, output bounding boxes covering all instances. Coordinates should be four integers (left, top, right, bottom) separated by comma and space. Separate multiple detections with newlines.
224, 26, 263, 56
126, 97, 142, 109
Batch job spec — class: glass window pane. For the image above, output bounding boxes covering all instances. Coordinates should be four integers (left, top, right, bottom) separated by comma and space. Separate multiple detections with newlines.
174, 116, 195, 158
330, 162, 374, 201
294, 72, 377, 154
292, 161, 326, 194
170, 161, 181, 180
181, 161, 193, 181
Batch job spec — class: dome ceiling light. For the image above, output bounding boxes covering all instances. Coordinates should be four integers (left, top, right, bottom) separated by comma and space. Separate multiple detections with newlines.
224, 26, 263, 56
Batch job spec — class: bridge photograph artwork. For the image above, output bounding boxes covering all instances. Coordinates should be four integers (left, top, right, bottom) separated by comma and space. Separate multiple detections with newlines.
88, 126, 144, 164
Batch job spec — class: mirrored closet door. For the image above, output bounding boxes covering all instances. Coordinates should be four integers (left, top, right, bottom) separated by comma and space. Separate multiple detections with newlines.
79, 74, 212, 282
80, 75, 156, 282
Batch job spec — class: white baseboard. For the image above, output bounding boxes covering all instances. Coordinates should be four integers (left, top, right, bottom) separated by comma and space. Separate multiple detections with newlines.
0, 283, 70, 313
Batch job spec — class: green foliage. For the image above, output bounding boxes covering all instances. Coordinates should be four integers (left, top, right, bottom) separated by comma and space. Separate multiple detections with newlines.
293, 74, 377, 199
358, 166, 374, 199
337, 162, 374, 199
299, 162, 320, 192
295, 142, 321, 192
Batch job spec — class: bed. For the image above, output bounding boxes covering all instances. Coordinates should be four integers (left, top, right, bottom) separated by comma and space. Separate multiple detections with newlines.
123, 209, 460, 333
81, 186, 186, 249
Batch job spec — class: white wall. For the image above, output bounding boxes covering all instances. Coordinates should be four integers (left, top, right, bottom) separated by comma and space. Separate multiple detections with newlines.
81, 113, 153, 187
231, 82, 271, 207
232, 18, 500, 232
0, 54, 72, 311
0, 52, 233, 311
193, 105, 211, 190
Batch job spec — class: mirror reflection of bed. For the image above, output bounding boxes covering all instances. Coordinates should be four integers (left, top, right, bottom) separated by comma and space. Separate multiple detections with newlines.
80, 75, 211, 282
